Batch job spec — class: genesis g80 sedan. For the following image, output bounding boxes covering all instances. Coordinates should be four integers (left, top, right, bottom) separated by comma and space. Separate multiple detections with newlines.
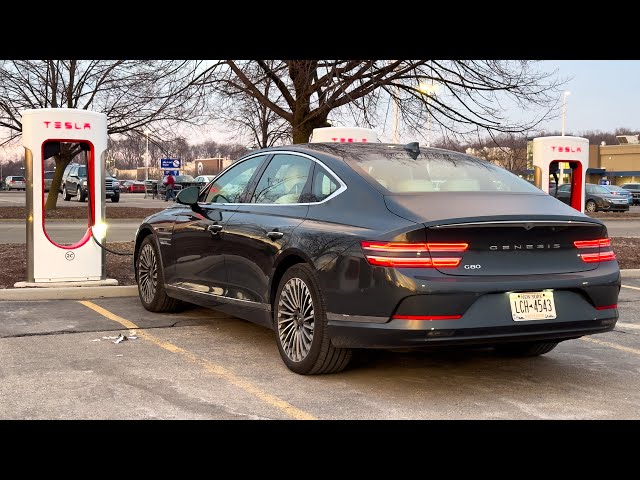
133, 142, 621, 374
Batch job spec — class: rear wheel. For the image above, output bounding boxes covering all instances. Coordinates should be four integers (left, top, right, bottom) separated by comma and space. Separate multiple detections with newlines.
274, 263, 352, 375
585, 200, 597, 212
62, 186, 71, 201
494, 341, 559, 357
136, 236, 182, 312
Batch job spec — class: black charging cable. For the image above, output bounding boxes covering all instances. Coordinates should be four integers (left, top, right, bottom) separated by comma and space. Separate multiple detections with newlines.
87, 175, 134, 256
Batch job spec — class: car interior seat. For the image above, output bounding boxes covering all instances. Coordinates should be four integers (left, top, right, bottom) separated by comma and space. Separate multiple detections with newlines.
274, 163, 310, 204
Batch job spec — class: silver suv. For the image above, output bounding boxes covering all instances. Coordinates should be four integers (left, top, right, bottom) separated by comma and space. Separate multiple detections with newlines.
620, 183, 640, 205
4, 175, 26, 191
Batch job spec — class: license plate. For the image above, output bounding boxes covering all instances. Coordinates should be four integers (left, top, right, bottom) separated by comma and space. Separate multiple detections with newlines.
509, 291, 556, 321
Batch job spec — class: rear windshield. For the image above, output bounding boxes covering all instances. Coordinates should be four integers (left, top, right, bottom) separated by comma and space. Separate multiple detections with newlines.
44, 171, 55, 179
11, 176, 24, 181
344, 148, 542, 194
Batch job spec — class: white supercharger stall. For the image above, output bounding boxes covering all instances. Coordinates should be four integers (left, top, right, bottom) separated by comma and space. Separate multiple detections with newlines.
22, 108, 108, 283
309, 126, 379, 143
532, 135, 589, 212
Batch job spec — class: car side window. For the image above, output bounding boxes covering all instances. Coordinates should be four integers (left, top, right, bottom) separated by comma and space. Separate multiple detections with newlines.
203, 155, 266, 203
310, 166, 339, 202
251, 154, 313, 204
558, 184, 570, 193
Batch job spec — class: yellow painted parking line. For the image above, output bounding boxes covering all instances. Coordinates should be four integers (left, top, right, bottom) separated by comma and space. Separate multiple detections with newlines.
580, 336, 640, 356
621, 284, 640, 291
78, 300, 317, 420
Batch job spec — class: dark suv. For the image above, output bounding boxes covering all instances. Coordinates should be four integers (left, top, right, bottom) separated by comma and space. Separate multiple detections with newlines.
620, 183, 640, 205
61, 163, 120, 203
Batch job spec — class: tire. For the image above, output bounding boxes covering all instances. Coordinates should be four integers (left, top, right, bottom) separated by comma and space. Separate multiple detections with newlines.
62, 186, 71, 201
494, 341, 559, 357
273, 263, 352, 375
585, 200, 597, 213
111, 193, 120, 203
136, 236, 182, 312
75, 185, 85, 202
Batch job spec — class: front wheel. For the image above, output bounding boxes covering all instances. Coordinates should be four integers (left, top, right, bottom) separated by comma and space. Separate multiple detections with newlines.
111, 193, 120, 203
274, 263, 352, 375
136, 236, 182, 312
494, 341, 559, 357
585, 200, 597, 213
76, 185, 85, 202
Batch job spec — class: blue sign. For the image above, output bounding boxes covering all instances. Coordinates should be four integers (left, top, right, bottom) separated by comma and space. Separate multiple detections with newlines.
163, 170, 179, 176
160, 158, 181, 169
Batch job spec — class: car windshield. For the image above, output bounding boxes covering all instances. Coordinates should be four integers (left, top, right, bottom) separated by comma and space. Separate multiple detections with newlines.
587, 185, 610, 194
77, 166, 87, 177
343, 147, 542, 193
175, 175, 194, 182
606, 186, 625, 192
12, 176, 24, 181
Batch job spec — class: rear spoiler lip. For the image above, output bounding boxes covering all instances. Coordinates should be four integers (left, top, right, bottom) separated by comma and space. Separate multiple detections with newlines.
428, 219, 604, 229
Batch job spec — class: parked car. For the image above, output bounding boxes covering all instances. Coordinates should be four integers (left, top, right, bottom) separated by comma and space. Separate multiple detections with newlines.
555, 183, 629, 212
61, 163, 121, 203
132, 142, 620, 375
620, 182, 640, 205
43, 170, 63, 193
602, 184, 634, 204
193, 175, 216, 189
4, 175, 26, 191
121, 180, 146, 193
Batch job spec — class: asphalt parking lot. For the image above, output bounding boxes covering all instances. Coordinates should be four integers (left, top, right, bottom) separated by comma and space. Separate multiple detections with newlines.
1, 279, 639, 420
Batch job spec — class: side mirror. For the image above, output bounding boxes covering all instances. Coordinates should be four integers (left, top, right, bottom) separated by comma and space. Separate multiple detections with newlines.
176, 186, 199, 206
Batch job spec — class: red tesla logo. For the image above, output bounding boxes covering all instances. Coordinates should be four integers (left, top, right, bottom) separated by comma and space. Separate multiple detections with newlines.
43, 121, 91, 130
330, 138, 368, 143
551, 146, 581, 153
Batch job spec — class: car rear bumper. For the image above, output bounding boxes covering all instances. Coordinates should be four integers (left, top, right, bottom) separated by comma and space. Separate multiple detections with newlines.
327, 316, 617, 349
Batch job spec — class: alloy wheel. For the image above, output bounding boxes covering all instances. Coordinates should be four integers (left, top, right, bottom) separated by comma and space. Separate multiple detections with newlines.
138, 243, 158, 304
277, 277, 315, 362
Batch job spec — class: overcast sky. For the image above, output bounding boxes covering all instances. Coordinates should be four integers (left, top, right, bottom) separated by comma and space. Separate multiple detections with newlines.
535, 60, 640, 135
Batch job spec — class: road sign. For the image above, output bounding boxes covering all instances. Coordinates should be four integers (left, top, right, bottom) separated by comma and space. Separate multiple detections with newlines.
160, 158, 181, 169
163, 170, 179, 176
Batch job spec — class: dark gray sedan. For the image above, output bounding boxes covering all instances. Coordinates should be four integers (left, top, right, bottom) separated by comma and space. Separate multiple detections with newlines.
132, 143, 620, 374
555, 183, 629, 212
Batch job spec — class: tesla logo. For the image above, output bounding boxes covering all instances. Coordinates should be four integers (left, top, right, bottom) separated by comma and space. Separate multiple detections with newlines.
43, 121, 91, 130
551, 146, 581, 153
330, 137, 368, 143
490, 244, 561, 250
65, 251, 75, 261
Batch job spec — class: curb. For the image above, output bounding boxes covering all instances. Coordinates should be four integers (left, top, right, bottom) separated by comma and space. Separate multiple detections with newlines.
621, 269, 640, 279
0, 285, 138, 301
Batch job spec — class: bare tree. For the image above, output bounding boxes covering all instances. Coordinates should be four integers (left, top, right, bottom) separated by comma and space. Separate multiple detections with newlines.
464, 133, 529, 174
201, 60, 565, 144
0, 60, 212, 209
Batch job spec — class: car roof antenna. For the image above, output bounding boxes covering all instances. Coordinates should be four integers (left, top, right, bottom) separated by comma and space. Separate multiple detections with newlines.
404, 142, 420, 159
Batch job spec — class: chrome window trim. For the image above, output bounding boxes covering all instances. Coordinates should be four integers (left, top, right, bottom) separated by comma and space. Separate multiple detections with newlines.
199, 150, 347, 207
168, 284, 271, 311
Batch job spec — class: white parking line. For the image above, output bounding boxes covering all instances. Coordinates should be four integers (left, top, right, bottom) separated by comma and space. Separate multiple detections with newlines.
621, 284, 640, 291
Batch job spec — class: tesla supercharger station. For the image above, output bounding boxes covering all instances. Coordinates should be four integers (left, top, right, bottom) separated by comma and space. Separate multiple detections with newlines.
532, 135, 589, 212
21, 108, 108, 283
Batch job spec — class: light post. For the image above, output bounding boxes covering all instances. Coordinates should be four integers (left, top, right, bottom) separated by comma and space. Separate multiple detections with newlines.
418, 81, 439, 147
144, 129, 150, 180
561, 91, 571, 136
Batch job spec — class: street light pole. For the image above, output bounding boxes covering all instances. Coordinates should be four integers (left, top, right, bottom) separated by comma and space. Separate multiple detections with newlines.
561, 91, 571, 136
144, 129, 150, 180
418, 82, 438, 147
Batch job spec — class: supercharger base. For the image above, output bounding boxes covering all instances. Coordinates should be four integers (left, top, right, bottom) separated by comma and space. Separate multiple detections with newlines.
20, 108, 117, 287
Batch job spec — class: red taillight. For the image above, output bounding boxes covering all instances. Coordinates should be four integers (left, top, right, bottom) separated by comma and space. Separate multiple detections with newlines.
360, 241, 468, 268
574, 238, 616, 263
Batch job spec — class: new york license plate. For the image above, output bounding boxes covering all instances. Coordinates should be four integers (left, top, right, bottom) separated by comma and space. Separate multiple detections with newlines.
509, 291, 556, 321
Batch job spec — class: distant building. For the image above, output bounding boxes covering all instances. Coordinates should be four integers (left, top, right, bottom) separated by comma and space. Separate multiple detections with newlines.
193, 157, 234, 176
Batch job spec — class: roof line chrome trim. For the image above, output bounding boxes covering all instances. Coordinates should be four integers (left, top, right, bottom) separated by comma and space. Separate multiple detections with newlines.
431, 220, 601, 228
201, 150, 347, 207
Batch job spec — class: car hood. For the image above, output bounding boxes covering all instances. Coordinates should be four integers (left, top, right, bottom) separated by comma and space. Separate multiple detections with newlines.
384, 192, 602, 226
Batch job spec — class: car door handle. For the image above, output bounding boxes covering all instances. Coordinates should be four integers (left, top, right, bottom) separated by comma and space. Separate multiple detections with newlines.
266, 231, 284, 240
207, 224, 223, 234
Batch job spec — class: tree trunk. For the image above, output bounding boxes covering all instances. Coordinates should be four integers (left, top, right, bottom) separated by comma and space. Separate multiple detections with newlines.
291, 117, 331, 144
44, 154, 72, 211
